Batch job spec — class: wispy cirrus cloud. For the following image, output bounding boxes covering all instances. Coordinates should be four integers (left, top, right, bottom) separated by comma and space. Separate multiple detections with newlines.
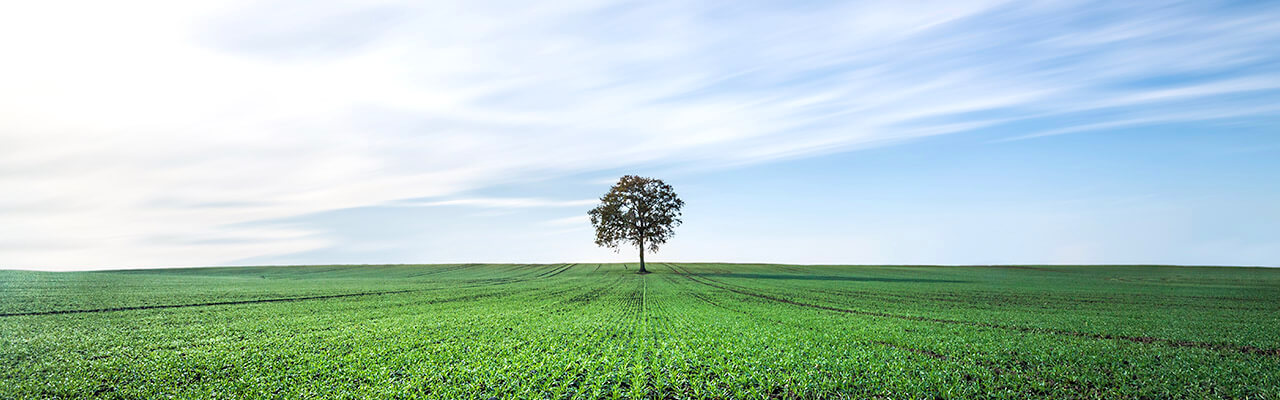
2, 0, 1278, 269
403, 197, 597, 209
543, 215, 590, 227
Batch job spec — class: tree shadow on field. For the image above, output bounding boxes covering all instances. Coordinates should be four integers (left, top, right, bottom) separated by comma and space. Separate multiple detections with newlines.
692, 273, 969, 284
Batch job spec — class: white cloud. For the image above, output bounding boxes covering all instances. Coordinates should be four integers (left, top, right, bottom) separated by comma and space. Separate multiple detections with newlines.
543, 215, 589, 227
2, 0, 1278, 269
408, 197, 597, 209
996, 102, 1280, 142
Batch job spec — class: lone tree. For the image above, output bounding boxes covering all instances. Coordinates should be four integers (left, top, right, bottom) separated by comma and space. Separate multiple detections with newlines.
588, 175, 684, 274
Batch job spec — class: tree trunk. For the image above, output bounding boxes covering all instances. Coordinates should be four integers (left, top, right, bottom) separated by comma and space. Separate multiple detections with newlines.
638, 237, 648, 273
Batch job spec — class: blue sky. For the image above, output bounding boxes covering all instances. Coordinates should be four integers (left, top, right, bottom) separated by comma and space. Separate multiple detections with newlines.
1, 0, 1278, 269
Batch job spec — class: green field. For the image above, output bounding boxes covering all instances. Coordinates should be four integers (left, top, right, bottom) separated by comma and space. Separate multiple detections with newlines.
2, 263, 1278, 399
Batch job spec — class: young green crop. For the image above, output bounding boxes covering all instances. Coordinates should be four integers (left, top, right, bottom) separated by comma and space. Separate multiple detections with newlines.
1, 263, 1277, 399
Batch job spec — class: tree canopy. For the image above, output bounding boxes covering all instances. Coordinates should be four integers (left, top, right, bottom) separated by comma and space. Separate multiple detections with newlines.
587, 175, 684, 274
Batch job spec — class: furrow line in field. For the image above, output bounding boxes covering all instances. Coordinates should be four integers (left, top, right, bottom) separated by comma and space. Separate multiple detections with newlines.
126, 284, 557, 356
531, 263, 571, 278
809, 287, 1275, 313
531, 263, 561, 278
693, 291, 950, 362
0, 272, 541, 318
414, 264, 488, 276
567, 276, 636, 394
542, 274, 621, 316
403, 263, 480, 278
665, 264, 1280, 358
672, 274, 952, 362
541, 263, 577, 278
503, 264, 551, 279
668, 268, 1108, 397
0, 289, 428, 317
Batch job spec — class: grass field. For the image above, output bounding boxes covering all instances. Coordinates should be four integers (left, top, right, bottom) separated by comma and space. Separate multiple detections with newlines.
2, 263, 1278, 399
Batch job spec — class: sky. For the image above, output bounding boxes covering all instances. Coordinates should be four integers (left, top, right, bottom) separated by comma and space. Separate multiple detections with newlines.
1, 0, 1278, 270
